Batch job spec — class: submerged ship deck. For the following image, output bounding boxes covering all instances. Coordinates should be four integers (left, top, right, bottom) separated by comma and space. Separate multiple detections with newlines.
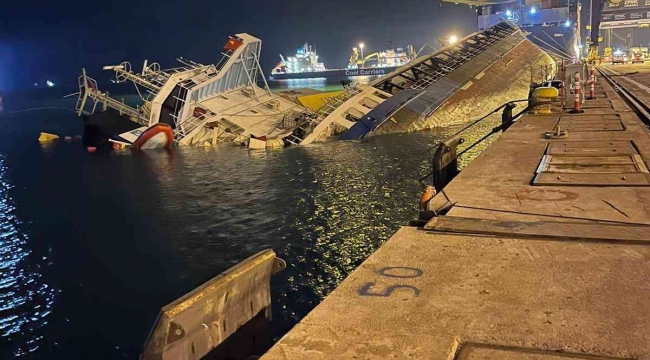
260, 65, 650, 358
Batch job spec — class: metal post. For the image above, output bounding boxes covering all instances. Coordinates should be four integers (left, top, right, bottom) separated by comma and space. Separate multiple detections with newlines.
239, 53, 259, 101
77, 69, 90, 116
251, 51, 273, 96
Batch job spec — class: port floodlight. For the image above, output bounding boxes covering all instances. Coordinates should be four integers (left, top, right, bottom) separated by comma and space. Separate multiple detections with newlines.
530, 7, 536, 14
353, 47, 358, 51
564, 20, 571, 27
448, 35, 458, 45
359, 43, 365, 49
505, 9, 512, 16
46, 80, 55, 87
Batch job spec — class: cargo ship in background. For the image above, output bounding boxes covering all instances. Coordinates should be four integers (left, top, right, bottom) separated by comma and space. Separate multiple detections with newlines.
269, 42, 417, 80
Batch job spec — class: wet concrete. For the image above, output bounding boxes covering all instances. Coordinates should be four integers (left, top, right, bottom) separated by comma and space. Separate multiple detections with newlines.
261, 71, 650, 359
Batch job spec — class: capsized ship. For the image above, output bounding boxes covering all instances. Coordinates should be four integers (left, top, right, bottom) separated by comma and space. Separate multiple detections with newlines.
75, 34, 323, 150
75, 21, 559, 152
269, 43, 416, 80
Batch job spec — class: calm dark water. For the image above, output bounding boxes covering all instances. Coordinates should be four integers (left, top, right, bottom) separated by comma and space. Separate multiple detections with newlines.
0, 91, 474, 358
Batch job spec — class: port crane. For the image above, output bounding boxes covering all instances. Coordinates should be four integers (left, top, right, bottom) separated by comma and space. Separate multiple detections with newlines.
347, 46, 415, 68
587, 0, 630, 63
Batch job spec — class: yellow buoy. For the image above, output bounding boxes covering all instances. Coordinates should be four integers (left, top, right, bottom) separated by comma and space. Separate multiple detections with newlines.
38, 132, 59, 143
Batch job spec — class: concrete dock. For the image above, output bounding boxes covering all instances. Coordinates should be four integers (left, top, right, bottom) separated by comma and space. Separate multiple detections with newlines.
261, 64, 650, 359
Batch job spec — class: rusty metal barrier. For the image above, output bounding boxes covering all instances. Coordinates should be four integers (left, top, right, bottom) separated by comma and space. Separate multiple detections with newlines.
141, 249, 286, 360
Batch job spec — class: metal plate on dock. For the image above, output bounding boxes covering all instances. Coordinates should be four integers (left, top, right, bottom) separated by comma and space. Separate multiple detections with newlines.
425, 216, 650, 242
557, 114, 625, 132
546, 141, 638, 156
580, 100, 612, 109
537, 154, 649, 174
455, 344, 625, 360
533, 172, 650, 186
535, 141, 650, 186
561, 113, 621, 120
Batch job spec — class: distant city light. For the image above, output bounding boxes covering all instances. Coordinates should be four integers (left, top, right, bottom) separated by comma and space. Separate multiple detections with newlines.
506, 9, 512, 16
46, 80, 55, 87
448, 35, 458, 45
564, 20, 571, 27
530, 7, 536, 14
359, 43, 365, 50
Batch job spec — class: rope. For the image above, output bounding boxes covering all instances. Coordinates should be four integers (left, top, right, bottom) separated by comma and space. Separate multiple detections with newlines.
417, 99, 528, 157
530, 35, 573, 60
417, 103, 530, 184
4, 107, 77, 115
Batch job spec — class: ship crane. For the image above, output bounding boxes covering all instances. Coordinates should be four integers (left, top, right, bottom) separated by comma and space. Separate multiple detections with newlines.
348, 48, 360, 68
348, 47, 414, 68
587, 0, 626, 63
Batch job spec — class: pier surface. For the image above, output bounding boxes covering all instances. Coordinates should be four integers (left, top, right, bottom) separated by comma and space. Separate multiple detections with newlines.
262, 64, 650, 359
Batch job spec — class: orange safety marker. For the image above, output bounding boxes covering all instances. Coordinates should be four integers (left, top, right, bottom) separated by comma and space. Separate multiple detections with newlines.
587, 68, 596, 100
569, 72, 584, 114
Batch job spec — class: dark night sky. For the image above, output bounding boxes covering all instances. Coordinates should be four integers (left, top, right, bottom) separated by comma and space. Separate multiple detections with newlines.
0, 0, 478, 90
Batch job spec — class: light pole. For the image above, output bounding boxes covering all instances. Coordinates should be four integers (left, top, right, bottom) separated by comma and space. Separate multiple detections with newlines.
359, 43, 365, 68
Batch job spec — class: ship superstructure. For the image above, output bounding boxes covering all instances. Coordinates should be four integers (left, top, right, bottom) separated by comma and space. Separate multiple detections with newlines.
271, 43, 325, 75
269, 43, 416, 80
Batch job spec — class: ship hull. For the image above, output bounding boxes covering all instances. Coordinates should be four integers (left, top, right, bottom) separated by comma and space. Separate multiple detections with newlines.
269, 67, 399, 80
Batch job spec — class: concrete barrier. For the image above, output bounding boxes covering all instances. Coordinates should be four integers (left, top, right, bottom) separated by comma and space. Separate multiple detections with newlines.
141, 250, 286, 360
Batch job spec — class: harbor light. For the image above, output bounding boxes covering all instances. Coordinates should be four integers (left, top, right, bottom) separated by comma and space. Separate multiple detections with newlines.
564, 20, 571, 27
505, 9, 512, 17
530, 7, 536, 14
46, 80, 55, 87
448, 35, 458, 45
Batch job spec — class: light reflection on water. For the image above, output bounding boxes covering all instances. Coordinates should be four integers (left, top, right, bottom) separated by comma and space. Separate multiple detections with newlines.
0, 156, 56, 358
0, 93, 503, 358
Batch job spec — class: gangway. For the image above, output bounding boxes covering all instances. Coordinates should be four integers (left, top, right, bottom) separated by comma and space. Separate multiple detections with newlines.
75, 69, 149, 125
